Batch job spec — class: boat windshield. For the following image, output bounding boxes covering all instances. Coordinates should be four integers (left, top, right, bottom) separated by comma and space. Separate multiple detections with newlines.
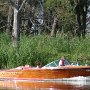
42, 60, 70, 68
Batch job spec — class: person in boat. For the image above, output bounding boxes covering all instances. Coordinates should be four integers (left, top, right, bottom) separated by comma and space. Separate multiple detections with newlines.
35, 60, 42, 68
22, 64, 31, 69
15, 65, 31, 70
59, 56, 65, 66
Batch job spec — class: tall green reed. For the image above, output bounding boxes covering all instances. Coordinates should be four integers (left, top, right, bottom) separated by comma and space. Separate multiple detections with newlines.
0, 33, 90, 69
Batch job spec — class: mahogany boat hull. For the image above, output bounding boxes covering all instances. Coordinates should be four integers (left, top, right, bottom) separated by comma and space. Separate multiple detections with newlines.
0, 66, 90, 80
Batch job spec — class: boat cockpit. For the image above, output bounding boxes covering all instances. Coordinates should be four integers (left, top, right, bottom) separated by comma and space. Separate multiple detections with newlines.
42, 60, 70, 68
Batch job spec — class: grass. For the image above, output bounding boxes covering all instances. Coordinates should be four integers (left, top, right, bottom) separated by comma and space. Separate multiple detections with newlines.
0, 33, 90, 69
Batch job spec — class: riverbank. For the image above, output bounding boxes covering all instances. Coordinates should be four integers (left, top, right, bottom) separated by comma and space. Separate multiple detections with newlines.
0, 33, 90, 69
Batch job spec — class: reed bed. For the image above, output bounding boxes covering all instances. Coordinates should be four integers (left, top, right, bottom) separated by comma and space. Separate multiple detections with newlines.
0, 33, 90, 69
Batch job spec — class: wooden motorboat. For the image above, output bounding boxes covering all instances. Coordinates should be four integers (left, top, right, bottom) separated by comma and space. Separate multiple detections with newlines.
0, 60, 90, 80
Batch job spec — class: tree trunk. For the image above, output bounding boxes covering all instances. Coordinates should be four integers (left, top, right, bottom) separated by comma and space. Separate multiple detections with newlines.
6, 4, 13, 35
74, 0, 87, 38
51, 17, 57, 37
12, 0, 20, 47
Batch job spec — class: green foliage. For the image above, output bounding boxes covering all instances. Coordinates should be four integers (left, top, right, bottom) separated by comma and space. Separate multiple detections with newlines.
0, 0, 79, 35
0, 34, 90, 69
44, 0, 76, 33
0, 0, 9, 16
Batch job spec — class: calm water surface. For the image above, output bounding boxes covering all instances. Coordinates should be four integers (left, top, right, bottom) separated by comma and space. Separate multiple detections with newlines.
0, 77, 90, 90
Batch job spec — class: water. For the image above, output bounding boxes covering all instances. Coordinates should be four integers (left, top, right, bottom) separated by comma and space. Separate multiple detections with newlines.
0, 77, 90, 90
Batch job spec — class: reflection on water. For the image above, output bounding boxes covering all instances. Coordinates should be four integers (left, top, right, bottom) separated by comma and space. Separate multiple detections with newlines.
0, 77, 90, 90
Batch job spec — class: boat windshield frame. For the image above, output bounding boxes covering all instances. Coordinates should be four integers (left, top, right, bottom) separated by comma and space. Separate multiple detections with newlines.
42, 59, 70, 68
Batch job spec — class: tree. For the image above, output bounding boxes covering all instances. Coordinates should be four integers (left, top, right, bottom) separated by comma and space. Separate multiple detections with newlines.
6, 3, 13, 35
44, 0, 58, 36
74, 0, 88, 38
10, 0, 27, 47
44, 0, 76, 37
29, 0, 44, 35
51, 17, 57, 37
0, 0, 8, 32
